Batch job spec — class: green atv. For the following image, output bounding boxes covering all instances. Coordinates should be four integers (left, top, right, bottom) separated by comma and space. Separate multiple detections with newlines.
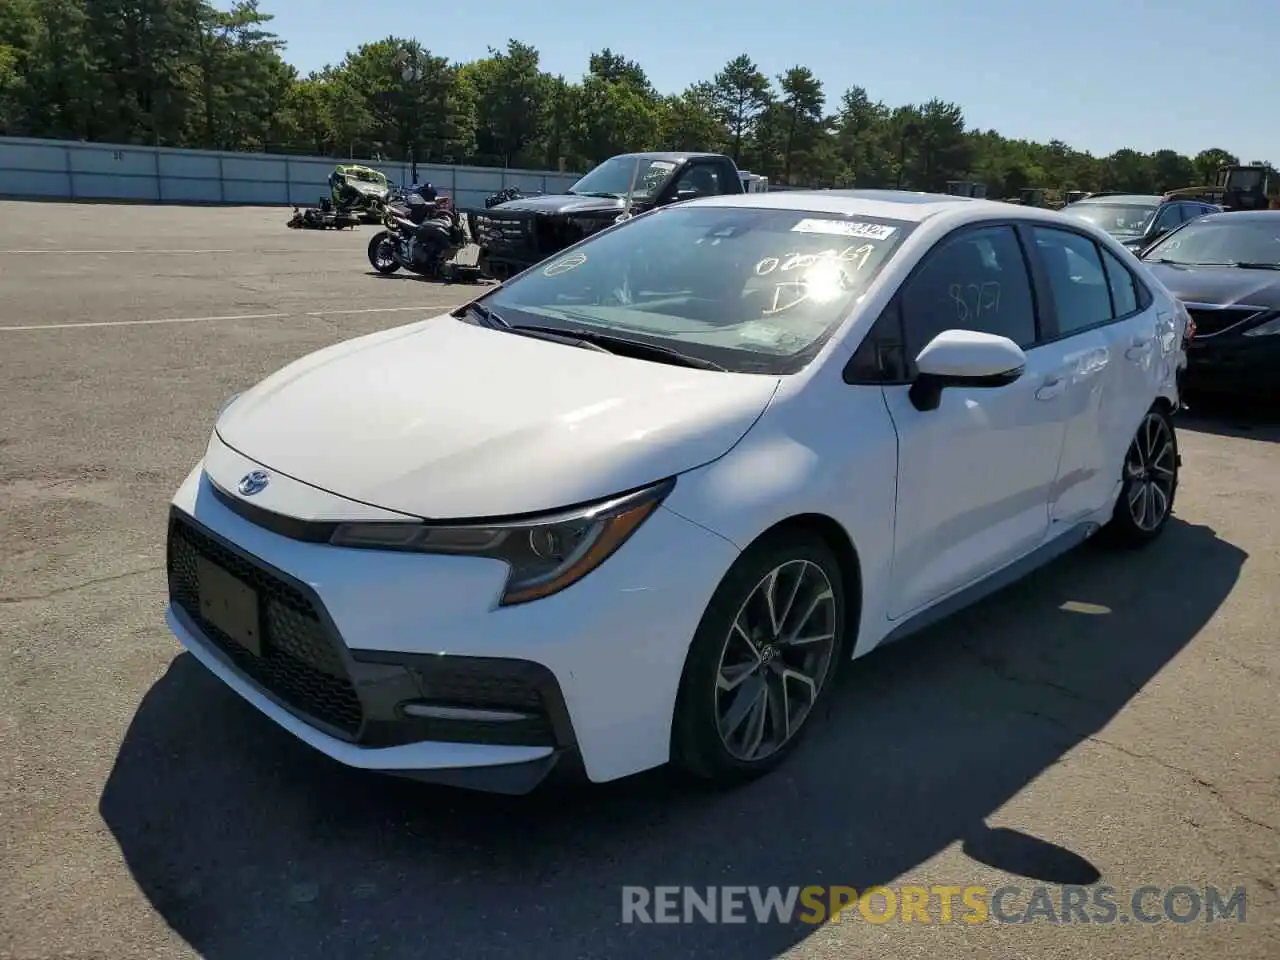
329, 164, 392, 224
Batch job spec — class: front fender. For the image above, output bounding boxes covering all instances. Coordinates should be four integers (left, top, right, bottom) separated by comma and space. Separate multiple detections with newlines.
662, 383, 900, 656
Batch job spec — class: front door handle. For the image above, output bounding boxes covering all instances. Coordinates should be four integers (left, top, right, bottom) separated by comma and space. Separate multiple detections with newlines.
1035, 375, 1065, 401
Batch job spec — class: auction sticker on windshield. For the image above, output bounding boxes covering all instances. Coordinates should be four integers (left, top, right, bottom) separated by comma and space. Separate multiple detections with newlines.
792, 219, 897, 240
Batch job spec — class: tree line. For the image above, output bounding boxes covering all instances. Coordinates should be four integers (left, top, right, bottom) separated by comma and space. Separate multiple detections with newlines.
1, 0, 1272, 197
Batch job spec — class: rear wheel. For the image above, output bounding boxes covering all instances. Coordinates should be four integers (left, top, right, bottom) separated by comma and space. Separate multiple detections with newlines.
671, 531, 848, 786
1101, 405, 1178, 547
367, 232, 400, 274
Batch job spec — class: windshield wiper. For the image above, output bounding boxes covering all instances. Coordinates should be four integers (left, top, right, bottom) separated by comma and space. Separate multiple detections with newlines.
1145, 259, 1280, 269
569, 191, 624, 199
465, 302, 519, 332
465, 307, 612, 353
463, 305, 724, 369
511, 324, 726, 371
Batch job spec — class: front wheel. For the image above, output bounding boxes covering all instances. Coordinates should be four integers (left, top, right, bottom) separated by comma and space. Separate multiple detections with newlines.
671, 531, 848, 786
1101, 405, 1179, 547
367, 231, 400, 274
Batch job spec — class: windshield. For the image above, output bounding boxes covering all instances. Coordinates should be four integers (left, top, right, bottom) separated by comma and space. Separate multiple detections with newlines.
339, 167, 384, 183
1143, 218, 1280, 266
569, 156, 678, 199
475, 205, 914, 374
1062, 203, 1157, 236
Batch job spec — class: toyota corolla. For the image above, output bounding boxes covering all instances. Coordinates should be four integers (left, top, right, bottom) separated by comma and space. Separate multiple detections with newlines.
166, 189, 1186, 794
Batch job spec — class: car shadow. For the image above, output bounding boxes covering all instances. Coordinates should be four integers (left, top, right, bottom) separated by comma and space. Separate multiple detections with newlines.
364, 271, 492, 287
1179, 395, 1280, 442
99, 518, 1244, 959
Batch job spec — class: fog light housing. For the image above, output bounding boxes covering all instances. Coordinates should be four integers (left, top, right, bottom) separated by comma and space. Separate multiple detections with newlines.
399, 702, 536, 723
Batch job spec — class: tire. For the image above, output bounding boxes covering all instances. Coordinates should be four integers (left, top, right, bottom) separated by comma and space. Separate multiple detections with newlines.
367, 232, 400, 274
670, 530, 849, 786
1101, 404, 1179, 547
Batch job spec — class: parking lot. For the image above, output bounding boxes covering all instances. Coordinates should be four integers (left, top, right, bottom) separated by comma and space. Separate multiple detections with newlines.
1, 200, 1278, 959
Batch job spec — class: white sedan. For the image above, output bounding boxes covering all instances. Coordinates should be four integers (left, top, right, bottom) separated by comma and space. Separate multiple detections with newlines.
166, 189, 1187, 793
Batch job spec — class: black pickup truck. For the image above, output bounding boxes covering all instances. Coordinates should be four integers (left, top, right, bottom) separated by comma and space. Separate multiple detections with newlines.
467, 152, 746, 281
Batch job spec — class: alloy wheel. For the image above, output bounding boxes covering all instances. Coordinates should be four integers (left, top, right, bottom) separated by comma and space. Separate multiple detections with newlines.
374, 240, 397, 270
1124, 412, 1176, 532
714, 559, 838, 762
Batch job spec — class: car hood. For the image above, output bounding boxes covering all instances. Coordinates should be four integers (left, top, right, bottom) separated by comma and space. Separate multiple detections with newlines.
215, 316, 780, 519
489, 193, 625, 216
1145, 262, 1280, 307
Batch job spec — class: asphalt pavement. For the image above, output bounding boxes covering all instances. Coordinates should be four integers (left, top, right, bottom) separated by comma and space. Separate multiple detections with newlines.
0, 201, 1277, 959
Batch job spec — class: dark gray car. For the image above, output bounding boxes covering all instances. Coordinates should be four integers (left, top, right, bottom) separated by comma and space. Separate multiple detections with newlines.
1140, 210, 1280, 399
1062, 193, 1222, 253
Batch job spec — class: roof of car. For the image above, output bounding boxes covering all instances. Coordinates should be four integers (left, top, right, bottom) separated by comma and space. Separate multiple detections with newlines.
689, 188, 1018, 223
1198, 209, 1280, 223
1076, 194, 1163, 206
611, 151, 726, 163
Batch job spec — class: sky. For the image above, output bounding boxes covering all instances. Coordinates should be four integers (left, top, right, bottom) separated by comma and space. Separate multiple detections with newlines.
256, 0, 1278, 165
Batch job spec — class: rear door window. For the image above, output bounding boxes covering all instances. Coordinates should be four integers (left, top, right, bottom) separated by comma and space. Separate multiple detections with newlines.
1030, 227, 1113, 335
1099, 246, 1139, 317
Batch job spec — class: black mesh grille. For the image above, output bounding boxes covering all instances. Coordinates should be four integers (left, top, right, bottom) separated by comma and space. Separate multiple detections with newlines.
167, 515, 363, 737
1187, 307, 1267, 338
412, 660, 553, 745
414, 662, 545, 709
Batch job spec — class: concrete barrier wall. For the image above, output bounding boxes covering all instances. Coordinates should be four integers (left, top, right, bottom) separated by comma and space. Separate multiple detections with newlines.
0, 136, 583, 209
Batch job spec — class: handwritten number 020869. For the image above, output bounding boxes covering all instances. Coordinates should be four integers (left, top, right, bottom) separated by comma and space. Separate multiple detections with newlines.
754, 244, 875, 277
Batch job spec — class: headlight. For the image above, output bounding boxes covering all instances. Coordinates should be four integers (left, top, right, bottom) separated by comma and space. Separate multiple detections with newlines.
1243, 313, 1280, 337
329, 478, 674, 606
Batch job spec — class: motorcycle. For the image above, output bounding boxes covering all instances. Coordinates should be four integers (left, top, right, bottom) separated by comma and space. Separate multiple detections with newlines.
287, 195, 360, 230
484, 185, 540, 208
366, 184, 481, 282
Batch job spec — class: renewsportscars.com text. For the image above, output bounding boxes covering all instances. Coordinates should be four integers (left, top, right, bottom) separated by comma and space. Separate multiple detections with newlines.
621, 884, 1247, 925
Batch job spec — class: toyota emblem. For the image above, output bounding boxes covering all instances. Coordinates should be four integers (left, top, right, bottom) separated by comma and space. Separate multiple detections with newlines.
237, 470, 270, 496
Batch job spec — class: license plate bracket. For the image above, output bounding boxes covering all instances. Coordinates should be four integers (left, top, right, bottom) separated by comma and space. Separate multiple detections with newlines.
196, 557, 262, 657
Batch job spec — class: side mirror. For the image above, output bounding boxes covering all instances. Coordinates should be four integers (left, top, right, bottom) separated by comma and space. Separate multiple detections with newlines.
908, 330, 1026, 412
674, 188, 700, 203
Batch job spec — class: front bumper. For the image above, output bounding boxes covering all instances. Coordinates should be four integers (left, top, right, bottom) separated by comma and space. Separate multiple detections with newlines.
1184, 336, 1280, 395
164, 458, 739, 792
468, 209, 611, 280
475, 247, 538, 282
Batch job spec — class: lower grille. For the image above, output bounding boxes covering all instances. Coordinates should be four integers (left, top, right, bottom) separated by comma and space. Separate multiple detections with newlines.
1186, 306, 1268, 338
167, 515, 364, 737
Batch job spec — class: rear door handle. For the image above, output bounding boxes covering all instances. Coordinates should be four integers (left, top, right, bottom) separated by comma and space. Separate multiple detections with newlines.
1126, 336, 1154, 361
1035, 375, 1065, 401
